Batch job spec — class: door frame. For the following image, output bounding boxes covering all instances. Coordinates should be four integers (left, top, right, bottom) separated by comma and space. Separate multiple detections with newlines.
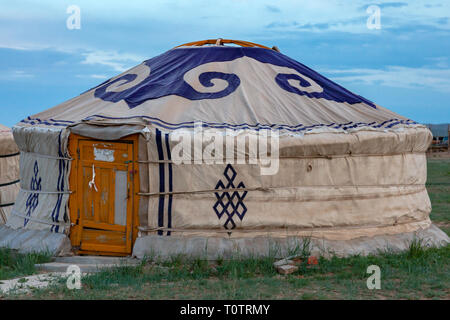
68, 133, 140, 256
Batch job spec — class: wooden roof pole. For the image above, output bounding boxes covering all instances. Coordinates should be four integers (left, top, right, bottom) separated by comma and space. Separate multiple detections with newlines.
173, 39, 278, 51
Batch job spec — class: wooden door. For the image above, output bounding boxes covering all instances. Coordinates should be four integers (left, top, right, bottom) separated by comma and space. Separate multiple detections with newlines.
69, 136, 138, 255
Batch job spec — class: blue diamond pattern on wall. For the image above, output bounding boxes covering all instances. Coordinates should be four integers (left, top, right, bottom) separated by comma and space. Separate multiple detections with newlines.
24, 161, 42, 227
213, 164, 248, 230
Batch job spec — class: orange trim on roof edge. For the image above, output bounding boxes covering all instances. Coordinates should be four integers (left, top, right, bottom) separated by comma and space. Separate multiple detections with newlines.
174, 39, 275, 51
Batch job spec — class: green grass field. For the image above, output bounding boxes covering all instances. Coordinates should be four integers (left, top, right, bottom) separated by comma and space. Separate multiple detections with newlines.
2, 159, 449, 300
0, 249, 51, 281
427, 159, 450, 235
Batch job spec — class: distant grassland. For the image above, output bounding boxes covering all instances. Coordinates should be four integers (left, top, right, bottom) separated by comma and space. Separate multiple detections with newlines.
2, 159, 449, 300
427, 159, 450, 234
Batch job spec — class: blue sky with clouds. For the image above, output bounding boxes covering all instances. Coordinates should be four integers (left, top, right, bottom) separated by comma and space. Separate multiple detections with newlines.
0, 0, 449, 127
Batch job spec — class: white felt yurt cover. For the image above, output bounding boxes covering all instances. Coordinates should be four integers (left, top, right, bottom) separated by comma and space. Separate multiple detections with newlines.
0, 124, 20, 224
6, 43, 434, 241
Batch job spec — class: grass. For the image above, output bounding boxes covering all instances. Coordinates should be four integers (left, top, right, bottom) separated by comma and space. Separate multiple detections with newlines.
427, 159, 450, 224
0, 248, 52, 281
2, 159, 449, 299
5, 241, 449, 300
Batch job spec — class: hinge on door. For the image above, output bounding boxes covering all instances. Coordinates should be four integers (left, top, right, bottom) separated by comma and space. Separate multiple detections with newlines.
76, 209, 80, 224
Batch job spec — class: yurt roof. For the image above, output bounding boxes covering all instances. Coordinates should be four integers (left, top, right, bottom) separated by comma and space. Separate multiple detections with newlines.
0, 123, 11, 133
19, 39, 417, 133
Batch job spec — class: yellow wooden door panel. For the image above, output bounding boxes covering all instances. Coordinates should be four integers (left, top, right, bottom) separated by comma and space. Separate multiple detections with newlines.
81, 165, 93, 221
81, 228, 127, 247
82, 220, 126, 232
69, 137, 136, 255
96, 166, 113, 224
80, 243, 129, 254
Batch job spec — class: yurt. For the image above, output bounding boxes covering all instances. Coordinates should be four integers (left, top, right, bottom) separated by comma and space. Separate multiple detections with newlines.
1, 39, 448, 257
0, 124, 20, 224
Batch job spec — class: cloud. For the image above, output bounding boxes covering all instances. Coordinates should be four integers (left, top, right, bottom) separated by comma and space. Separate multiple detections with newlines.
321, 66, 450, 93
376, 2, 408, 9
76, 74, 109, 79
265, 20, 332, 30
437, 17, 449, 25
358, 2, 408, 11
425, 4, 443, 8
265, 17, 367, 33
265, 21, 298, 29
90, 74, 109, 79
0, 44, 34, 51
0, 70, 34, 80
426, 57, 449, 68
262, 1, 450, 34
12, 70, 34, 78
298, 22, 330, 30
80, 50, 144, 72
265, 5, 280, 13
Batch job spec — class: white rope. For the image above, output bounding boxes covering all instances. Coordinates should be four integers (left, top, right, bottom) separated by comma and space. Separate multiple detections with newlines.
20, 151, 73, 161
138, 184, 425, 197
20, 189, 72, 194
88, 164, 98, 192
136, 151, 424, 164
10, 210, 70, 227
137, 218, 429, 234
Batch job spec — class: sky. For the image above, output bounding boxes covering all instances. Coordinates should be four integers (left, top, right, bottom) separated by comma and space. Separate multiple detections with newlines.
0, 0, 449, 127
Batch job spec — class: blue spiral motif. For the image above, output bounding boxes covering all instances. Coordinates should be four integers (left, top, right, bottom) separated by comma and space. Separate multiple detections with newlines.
93, 46, 375, 109
24, 161, 41, 227
197, 71, 240, 98
93, 49, 243, 109
276, 73, 313, 91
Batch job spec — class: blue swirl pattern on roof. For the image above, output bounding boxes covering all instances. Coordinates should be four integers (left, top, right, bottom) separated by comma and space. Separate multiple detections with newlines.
93, 47, 375, 109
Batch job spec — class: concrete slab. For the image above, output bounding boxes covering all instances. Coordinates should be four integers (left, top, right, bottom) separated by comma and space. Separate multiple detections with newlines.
132, 224, 450, 260
0, 225, 71, 256
36, 263, 118, 273
53, 255, 139, 265
35, 255, 140, 273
